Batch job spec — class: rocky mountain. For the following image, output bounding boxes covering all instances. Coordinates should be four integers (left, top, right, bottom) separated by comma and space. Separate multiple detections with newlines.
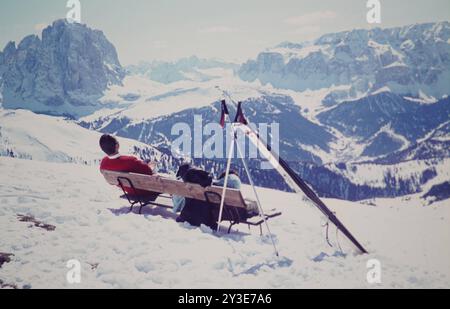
239, 22, 450, 104
317, 92, 450, 158
373, 121, 450, 164
126, 56, 238, 84
0, 19, 125, 118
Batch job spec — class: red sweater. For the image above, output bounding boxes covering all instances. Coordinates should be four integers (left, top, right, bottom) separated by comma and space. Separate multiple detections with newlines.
100, 155, 155, 196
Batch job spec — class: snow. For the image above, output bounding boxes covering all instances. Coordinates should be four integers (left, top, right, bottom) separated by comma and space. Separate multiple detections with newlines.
268, 45, 328, 63
0, 86, 3, 108
0, 157, 449, 288
400, 40, 415, 51
368, 123, 410, 152
125, 57, 238, 85
384, 62, 408, 69
100, 75, 170, 107
195, 67, 232, 78
371, 87, 392, 96
0, 109, 161, 164
277, 85, 351, 117
417, 121, 450, 143
327, 158, 450, 189
404, 91, 438, 105
122, 86, 221, 121
368, 40, 405, 63
78, 108, 124, 123
90, 70, 266, 122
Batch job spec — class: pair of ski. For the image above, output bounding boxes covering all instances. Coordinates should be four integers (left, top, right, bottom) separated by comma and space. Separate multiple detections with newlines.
217, 93, 368, 255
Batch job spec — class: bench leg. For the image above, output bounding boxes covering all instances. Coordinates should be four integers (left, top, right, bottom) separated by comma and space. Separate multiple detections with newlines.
129, 201, 138, 213
139, 202, 145, 214
128, 201, 146, 214
127, 200, 153, 215
228, 222, 237, 234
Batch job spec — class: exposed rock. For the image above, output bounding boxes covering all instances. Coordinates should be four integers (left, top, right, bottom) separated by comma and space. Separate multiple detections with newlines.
0, 19, 125, 118
17, 214, 56, 231
0, 252, 14, 268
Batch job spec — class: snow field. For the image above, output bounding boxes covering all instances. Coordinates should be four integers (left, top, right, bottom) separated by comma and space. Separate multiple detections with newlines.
1, 157, 449, 288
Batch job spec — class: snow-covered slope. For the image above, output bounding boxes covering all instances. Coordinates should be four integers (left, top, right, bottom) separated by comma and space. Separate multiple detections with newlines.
0, 109, 161, 165
326, 159, 450, 191
86, 70, 263, 122
0, 157, 449, 288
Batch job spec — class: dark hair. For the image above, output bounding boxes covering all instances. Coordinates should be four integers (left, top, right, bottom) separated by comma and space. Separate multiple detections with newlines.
99, 134, 118, 156
218, 169, 239, 180
176, 164, 191, 179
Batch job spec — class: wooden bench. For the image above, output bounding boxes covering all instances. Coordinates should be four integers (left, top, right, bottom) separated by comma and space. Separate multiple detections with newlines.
101, 170, 282, 233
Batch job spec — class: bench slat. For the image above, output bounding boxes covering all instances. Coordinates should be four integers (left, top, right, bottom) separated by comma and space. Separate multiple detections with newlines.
101, 170, 248, 209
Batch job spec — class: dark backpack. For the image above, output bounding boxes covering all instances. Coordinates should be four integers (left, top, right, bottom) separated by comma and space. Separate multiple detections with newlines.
182, 168, 213, 187
177, 168, 217, 229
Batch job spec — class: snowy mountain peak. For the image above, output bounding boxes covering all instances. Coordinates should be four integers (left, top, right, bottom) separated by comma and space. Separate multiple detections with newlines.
239, 22, 450, 101
316, 21, 450, 45
126, 56, 238, 84
0, 19, 125, 118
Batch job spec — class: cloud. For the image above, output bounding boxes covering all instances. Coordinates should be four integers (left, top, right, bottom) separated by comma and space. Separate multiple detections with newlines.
284, 10, 337, 26
198, 26, 238, 34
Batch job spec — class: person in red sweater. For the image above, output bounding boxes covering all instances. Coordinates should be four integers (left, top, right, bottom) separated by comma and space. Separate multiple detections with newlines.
99, 134, 158, 198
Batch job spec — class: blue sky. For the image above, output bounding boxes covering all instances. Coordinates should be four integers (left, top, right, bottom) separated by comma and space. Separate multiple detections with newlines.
1, 0, 449, 65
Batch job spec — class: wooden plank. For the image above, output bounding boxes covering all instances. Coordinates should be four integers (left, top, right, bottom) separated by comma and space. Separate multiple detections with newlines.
205, 186, 247, 209
100, 170, 250, 209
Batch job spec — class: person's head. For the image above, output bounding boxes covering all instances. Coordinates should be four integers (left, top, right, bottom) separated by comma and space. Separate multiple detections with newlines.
176, 163, 191, 180
218, 169, 239, 180
99, 134, 119, 156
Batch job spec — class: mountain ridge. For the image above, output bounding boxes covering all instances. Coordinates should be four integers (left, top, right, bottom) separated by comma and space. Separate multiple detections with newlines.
239, 21, 450, 103
0, 19, 125, 117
